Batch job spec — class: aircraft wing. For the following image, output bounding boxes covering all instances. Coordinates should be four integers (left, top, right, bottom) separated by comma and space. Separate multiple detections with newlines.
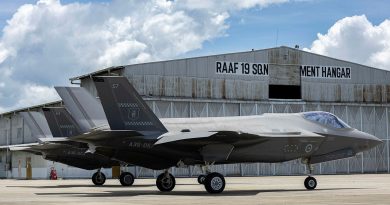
155, 129, 323, 145
0, 143, 40, 149
0, 143, 44, 155
154, 129, 324, 162
68, 129, 140, 144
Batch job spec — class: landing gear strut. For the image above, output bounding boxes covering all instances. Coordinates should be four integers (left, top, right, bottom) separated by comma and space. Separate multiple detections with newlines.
92, 169, 106, 186
156, 170, 176, 192
119, 172, 135, 186
303, 159, 317, 190
200, 163, 226, 194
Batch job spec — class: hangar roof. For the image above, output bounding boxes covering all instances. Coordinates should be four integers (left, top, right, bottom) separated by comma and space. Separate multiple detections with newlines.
69, 46, 390, 81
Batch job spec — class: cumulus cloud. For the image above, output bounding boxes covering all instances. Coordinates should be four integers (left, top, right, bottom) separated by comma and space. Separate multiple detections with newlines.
305, 15, 390, 71
0, 0, 289, 112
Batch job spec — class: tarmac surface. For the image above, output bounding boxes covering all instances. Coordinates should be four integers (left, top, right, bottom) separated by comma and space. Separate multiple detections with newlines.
0, 174, 389, 205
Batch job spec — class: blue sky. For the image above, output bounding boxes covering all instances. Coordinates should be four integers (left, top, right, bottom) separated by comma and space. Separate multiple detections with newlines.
0, 0, 389, 112
185, 0, 390, 57
1, 0, 389, 57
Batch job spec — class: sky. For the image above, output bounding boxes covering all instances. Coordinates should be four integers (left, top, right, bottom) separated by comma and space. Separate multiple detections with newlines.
0, 0, 389, 112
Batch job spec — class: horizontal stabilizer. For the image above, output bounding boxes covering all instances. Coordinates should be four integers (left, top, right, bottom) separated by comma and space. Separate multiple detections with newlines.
9, 146, 35, 151
0, 143, 40, 150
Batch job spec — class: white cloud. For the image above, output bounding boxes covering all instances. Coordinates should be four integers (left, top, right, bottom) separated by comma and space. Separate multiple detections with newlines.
0, 0, 289, 113
176, 0, 289, 11
305, 15, 390, 71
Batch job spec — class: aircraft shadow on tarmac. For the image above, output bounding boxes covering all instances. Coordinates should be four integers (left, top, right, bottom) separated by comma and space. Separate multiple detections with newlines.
31, 187, 365, 197
7, 184, 158, 189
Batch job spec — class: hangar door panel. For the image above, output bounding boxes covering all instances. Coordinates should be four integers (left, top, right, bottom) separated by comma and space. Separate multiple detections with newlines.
268, 64, 301, 99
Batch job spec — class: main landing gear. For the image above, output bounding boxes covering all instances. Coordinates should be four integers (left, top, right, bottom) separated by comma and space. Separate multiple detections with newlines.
198, 165, 226, 194
119, 172, 135, 186
303, 159, 317, 190
156, 170, 176, 192
92, 169, 106, 186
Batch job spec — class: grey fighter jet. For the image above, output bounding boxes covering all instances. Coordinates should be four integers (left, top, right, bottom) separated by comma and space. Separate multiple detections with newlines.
56, 76, 382, 194
6, 110, 128, 186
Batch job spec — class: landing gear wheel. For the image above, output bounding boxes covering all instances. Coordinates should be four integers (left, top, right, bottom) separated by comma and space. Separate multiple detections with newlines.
119, 172, 135, 186
92, 172, 106, 186
304, 176, 317, 190
197, 175, 206, 184
156, 173, 176, 192
204, 172, 225, 194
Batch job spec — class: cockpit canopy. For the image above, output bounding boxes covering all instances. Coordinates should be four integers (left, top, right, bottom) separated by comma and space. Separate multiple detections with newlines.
303, 111, 351, 129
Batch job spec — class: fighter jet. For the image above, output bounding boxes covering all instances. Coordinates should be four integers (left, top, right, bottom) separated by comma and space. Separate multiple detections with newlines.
55, 76, 382, 194
4, 110, 133, 186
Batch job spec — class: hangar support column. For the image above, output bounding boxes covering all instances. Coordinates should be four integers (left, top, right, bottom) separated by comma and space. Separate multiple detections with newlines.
387, 107, 389, 173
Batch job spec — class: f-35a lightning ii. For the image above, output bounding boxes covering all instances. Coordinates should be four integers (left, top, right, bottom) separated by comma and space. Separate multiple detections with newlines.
4, 109, 135, 186
54, 76, 382, 194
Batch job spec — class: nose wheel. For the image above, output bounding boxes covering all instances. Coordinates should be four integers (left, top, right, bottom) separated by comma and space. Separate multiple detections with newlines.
303, 159, 317, 190
304, 176, 317, 190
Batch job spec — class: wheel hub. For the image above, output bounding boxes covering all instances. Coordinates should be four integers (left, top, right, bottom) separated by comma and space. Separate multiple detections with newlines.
161, 177, 173, 189
210, 177, 223, 190
308, 179, 315, 187
124, 175, 132, 184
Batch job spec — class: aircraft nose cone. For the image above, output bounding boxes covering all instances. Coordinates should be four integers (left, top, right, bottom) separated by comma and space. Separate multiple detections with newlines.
363, 133, 382, 150
355, 131, 382, 152
368, 136, 383, 148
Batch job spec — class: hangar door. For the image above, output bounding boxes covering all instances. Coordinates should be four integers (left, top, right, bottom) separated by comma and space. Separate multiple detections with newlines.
268, 48, 301, 99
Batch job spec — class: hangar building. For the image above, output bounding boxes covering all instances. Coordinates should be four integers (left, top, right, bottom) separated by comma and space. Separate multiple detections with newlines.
0, 46, 389, 179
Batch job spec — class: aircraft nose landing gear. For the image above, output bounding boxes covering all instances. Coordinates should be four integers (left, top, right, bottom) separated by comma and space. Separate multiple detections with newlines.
304, 176, 317, 190
156, 170, 176, 192
92, 169, 106, 186
303, 159, 317, 190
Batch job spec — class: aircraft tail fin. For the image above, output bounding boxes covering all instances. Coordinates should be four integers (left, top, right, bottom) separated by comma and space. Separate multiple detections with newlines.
42, 107, 83, 137
93, 76, 167, 133
55, 87, 109, 133
20, 112, 53, 141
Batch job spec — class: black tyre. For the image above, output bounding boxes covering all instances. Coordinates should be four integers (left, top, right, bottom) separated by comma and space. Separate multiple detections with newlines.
304, 176, 317, 190
204, 172, 225, 194
156, 173, 176, 192
197, 175, 206, 184
92, 172, 106, 186
119, 172, 135, 186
